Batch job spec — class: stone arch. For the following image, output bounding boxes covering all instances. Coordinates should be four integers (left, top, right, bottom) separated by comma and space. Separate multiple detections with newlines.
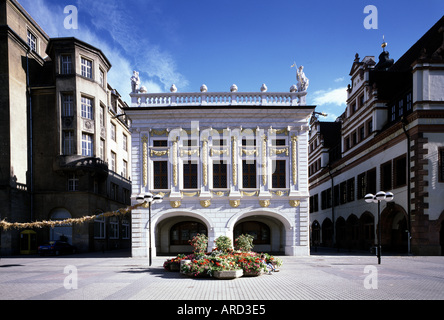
225, 209, 294, 254
380, 203, 408, 253
153, 209, 214, 255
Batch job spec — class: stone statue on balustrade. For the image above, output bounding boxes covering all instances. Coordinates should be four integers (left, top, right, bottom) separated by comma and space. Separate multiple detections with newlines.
297, 66, 309, 92
131, 70, 140, 93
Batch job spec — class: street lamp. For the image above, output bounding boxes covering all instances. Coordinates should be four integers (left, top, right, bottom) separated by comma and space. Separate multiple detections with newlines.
365, 191, 394, 264
136, 192, 163, 266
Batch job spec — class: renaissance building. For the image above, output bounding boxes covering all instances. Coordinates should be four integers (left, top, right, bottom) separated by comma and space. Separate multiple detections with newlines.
309, 16, 444, 255
126, 74, 315, 257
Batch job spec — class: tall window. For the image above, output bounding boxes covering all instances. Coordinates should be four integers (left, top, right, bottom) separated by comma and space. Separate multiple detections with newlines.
123, 134, 128, 151
62, 94, 74, 117
82, 134, 93, 156
213, 161, 227, 188
183, 161, 198, 189
111, 123, 116, 141
99, 69, 105, 87
153, 161, 168, 189
242, 160, 256, 188
110, 151, 116, 172
63, 131, 75, 155
27, 30, 37, 52
381, 161, 392, 191
272, 160, 286, 188
99, 139, 105, 160
81, 57, 93, 79
122, 160, 128, 179
439, 148, 444, 182
394, 155, 407, 188
234, 221, 270, 245
81, 97, 93, 119
94, 216, 105, 239
61, 55, 72, 74
109, 216, 119, 239
170, 222, 207, 246
68, 174, 78, 191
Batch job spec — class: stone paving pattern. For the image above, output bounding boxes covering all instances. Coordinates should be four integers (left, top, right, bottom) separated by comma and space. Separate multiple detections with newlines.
1, 250, 443, 301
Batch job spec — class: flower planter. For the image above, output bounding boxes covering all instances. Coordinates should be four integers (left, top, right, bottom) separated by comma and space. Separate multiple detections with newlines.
243, 270, 263, 277
180, 260, 192, 274
213, 269, 243, 280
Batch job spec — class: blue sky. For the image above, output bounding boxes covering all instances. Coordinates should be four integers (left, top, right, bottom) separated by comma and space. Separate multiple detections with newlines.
19, 0, 444, 121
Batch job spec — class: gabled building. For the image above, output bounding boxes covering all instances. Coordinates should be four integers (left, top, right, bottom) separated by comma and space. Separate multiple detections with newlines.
0, 0, 131, 255
309, 16, 444, 255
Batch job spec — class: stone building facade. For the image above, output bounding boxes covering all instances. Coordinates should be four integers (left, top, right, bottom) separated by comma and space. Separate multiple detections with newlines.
0, 0, 131, 254
126, 78, 315, 257
309, 16, 444, 255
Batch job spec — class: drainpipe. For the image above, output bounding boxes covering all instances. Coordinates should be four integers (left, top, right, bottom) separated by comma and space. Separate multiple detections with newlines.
26, 49, 34, 222
402, 116, 412, 255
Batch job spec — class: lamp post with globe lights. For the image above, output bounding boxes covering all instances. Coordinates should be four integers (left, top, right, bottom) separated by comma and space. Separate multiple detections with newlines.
365, 191, 394, 264
136, 192, 163, 266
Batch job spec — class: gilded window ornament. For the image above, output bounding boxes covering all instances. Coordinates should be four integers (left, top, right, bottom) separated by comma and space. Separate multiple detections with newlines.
142, 135, 148, 187
259, 200, 270, 208
232, 136, 237, 186
200, 200, 211, 208
172, 139, 178, 186
291, 135, 298, 184
150, 149, 169, 157
289, 200, 301, 208
262, 134, 267, 186
202, 139, 208, 187
230, 200, 240, 208
170, 201, 181, 208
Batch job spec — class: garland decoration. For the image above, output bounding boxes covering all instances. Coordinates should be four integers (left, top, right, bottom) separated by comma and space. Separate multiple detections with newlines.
0, 203, 144, 231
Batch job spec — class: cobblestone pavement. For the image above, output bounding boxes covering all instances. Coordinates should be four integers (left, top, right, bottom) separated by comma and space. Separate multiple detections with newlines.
1, 249, 443, 303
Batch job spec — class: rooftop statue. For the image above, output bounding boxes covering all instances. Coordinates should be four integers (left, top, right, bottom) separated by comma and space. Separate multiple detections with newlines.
297, 65, 309, 92
130, 70, 140, 93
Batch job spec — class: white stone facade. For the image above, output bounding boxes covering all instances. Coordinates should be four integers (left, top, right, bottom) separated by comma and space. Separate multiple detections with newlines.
126, 81, 315, 257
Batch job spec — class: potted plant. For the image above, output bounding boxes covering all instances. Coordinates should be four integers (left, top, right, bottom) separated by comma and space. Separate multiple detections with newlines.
189, 233, 208, 257
214, 236, 233, 253
234, 234, 254, 252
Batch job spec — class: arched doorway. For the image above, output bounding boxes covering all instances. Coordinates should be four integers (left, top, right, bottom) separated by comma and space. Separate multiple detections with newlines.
234, 221, 270, 246
233, 216, 284, 254
335, 217, 346, 249
322, 218, 333, 247
346, 214, 359, 250
156, 217, 208, 255
381, 204, 408, 253
311, 221, 321, 248
49, 208, 73, 244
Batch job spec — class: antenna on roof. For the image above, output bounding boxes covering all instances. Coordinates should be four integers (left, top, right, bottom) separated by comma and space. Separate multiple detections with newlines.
381, 35, 388, 52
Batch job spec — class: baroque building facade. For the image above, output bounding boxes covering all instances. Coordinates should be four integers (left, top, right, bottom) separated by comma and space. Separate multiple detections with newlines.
126, 77, 314, 257
309, 16, 444, 255
0, 0, 131, 255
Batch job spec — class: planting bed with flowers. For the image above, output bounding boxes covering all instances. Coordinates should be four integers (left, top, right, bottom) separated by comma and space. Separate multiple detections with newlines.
163, 234, 283, 279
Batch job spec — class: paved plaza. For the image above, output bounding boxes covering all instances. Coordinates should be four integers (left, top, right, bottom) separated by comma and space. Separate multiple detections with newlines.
1, 249, 443, 304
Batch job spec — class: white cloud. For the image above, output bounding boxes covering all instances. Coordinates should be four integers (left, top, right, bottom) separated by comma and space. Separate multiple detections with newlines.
19, 0, 188, 103
312, 87, 347, 107
334, 77, 345, 82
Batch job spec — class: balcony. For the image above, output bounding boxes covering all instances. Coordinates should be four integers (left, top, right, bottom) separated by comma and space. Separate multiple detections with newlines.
54, 155, 109, 177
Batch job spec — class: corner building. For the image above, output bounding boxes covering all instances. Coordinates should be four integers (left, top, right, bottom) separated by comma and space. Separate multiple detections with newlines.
126, 80, 315, 257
